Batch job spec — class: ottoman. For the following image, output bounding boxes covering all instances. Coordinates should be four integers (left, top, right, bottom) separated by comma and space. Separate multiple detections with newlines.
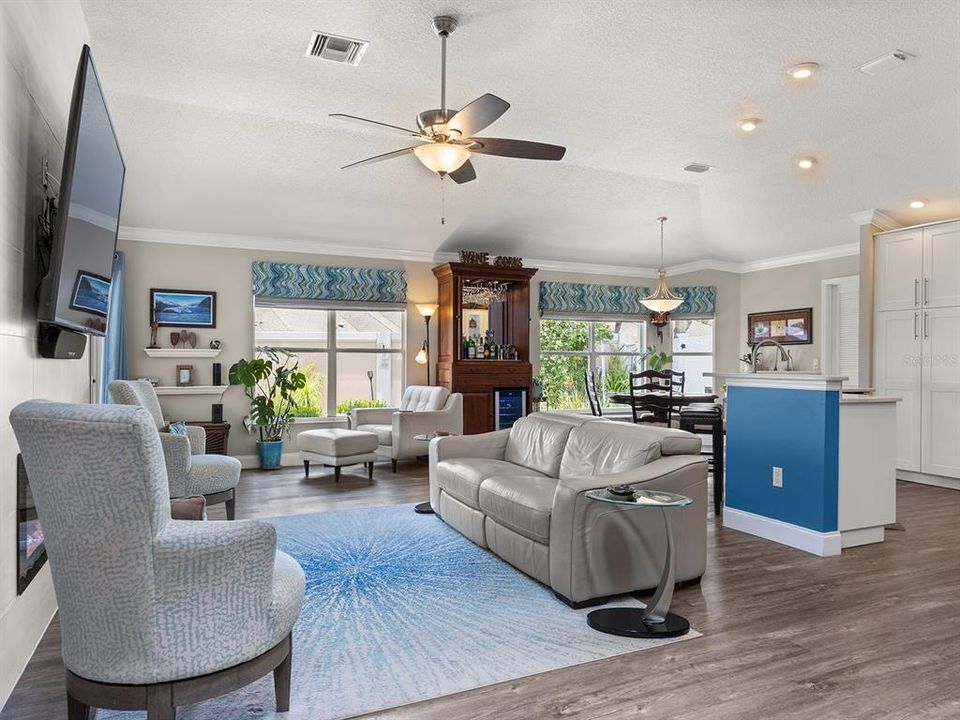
298, 428, 379, 482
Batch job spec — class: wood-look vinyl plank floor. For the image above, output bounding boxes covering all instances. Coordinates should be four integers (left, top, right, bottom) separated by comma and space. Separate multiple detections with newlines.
3, 461, 958, 720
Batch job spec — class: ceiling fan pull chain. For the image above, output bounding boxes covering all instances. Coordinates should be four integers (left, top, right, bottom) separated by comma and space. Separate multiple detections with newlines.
441, 174, 446, 225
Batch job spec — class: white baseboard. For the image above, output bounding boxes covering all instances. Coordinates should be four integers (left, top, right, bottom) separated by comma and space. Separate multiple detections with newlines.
723, 507, 842, 557
841, 526, 885, 548
897, 470, 960, 491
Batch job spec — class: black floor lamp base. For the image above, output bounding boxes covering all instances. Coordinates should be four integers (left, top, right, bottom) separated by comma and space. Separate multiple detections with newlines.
414, 502, 435, 514
586, 608, 690, 638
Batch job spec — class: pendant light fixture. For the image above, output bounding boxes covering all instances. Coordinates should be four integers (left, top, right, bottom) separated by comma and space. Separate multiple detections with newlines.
641, 216, 684, 313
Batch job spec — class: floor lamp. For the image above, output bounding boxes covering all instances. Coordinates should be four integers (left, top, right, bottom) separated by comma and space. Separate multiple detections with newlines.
415, 304, 438, 385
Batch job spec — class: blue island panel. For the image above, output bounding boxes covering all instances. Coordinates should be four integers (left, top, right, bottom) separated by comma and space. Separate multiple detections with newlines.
725, 385, 839, 533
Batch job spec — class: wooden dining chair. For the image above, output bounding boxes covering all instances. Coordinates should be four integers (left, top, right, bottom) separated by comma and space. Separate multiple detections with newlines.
628, 370, 674, 425
668, 369, 686, 396
584, 369, 603, 417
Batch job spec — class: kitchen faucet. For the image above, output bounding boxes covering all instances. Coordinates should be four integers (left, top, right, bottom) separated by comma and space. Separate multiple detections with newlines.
752, 339, 793, 372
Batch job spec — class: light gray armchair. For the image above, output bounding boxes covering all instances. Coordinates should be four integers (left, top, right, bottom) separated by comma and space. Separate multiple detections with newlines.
10, 400, 305, 720
109, 380, 241, 519
350, 385, 463, 472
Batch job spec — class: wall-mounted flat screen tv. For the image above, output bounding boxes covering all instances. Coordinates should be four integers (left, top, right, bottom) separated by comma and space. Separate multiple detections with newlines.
38, 44, 125, 336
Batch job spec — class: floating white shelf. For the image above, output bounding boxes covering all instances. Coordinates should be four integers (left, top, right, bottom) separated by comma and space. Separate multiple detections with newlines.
144, 348, 222, 359
154, 385, 229, 396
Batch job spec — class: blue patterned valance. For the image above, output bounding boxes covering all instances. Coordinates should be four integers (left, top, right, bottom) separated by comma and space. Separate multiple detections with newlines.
253, 261, 407, 304
539, 281, 715, 317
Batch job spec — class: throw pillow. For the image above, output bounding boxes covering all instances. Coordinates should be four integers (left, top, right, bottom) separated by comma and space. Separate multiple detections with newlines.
168, 421, 189, 436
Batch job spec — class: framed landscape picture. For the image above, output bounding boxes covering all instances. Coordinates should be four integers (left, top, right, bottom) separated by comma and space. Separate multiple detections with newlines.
747, 307, 813, 345
150, 288, 217, 328
69, 270, 111, 317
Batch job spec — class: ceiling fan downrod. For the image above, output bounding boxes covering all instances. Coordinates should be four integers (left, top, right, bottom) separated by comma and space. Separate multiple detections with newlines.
433, 16, 457, 117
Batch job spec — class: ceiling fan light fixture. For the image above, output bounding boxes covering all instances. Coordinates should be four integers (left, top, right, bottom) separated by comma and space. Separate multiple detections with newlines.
414, 142, 471, 174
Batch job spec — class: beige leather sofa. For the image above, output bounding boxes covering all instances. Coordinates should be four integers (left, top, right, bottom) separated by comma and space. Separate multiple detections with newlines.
429, 412, 707, 606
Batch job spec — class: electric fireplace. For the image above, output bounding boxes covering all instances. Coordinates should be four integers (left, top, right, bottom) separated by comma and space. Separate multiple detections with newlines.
17, 454, 46, 594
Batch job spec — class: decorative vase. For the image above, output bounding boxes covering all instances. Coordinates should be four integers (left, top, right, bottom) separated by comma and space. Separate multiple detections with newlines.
257, 440, 284, 470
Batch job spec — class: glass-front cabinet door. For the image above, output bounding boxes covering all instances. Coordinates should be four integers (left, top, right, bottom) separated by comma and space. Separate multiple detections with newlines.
459, 278, 520, 361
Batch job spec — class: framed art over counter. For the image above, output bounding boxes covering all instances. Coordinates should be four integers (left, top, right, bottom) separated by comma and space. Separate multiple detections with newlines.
747, 307, 813, 345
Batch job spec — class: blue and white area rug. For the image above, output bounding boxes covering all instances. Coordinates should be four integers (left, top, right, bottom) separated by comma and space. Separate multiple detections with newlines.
103, 504, 699, 719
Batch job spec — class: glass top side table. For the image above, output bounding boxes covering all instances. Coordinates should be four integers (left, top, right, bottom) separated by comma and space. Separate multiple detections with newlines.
584, 488, 693, 638
412, 433, 456, 514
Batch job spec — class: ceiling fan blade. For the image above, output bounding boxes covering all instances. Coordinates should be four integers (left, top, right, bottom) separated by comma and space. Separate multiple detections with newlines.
469, 137, 566, 161
447, 94, 510, 138
341, 146, 417, 169
448, 159, 477, 184
329, 113, 424, 138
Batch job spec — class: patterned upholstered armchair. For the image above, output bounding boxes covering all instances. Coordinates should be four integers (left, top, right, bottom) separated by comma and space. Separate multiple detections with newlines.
349, 386, 463, 472
108, 380, 241, 518
10, 400, 304, 720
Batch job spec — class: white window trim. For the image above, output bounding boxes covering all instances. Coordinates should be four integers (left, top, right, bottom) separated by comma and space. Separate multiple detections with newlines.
254, 306, 406, 420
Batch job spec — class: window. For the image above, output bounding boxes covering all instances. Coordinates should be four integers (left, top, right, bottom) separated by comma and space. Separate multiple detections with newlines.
539, 319, 646, 409
254, 305, 404, 418
670, 318, 714, 394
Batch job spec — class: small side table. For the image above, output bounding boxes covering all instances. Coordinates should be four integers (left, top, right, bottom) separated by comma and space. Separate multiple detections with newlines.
412, 433, 443, 514
584, 488, 693, 639
185, 421, 231, 455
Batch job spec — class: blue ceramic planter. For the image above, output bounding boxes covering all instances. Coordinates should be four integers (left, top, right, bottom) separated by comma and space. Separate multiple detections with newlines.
257, 440, 284, 469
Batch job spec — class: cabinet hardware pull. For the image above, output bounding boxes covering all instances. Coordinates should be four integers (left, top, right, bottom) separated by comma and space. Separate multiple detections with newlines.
915, 279, 920, 306
914, 312, 919, 339
923, 278, 929, 305
923, 312, 929, 339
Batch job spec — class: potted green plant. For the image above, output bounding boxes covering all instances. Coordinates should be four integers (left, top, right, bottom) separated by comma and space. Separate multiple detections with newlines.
644, 345, 672, 372
229, 347, 307, 469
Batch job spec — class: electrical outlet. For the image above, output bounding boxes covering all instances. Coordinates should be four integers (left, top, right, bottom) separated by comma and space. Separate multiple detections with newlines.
812, 358, 820, 371
772, 466, 784, 488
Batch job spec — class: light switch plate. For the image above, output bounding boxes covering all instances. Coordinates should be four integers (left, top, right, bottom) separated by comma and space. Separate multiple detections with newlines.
772, 466, 784, 488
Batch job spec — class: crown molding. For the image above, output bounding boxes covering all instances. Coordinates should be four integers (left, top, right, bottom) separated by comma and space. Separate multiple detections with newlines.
848, 209, 902, 231
739, 242, 860, 273
118, 226, 860, 278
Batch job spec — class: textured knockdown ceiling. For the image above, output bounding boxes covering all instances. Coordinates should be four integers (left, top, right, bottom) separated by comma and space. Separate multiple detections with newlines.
80, 0, 960, 267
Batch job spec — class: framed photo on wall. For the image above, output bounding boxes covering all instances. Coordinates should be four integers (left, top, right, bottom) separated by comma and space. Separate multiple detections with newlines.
747, 307, 813, 345
150, 288, 217, 328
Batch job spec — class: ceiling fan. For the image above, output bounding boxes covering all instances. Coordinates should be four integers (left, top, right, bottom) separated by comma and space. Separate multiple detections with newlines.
330, 15, 566, 184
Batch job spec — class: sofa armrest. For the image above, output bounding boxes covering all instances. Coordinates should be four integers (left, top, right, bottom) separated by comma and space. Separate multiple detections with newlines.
392, 400, 464, 460
185, 425, 207, 455
158, 432, 191, 496
350, 406, 398, 428
428, 429, 511, 512
550, 455, 708, 602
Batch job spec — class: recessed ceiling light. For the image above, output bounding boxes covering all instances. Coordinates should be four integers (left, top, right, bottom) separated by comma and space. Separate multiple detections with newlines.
796, 156, 817, 169
738, 118, 762, 132
787, 62, 819, 80
910, 199, 926, 209
683, 163, 713, 173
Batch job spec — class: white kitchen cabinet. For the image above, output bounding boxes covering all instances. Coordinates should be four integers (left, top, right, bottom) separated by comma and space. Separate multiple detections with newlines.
875, 309, 922, 471
875, 227, 923, 311
875, 219, 960, 482
923, 221, 960, 308
920, 307, 960, 478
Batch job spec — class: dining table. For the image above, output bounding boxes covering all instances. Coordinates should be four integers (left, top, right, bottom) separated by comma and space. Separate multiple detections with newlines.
607, 391, 719, 422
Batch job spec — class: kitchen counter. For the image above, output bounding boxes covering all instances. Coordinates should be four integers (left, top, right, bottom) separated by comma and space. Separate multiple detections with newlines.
708, 371, 897, 556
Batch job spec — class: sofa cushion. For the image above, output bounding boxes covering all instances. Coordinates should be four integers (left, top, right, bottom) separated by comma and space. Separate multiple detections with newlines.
479, 475, 557, 543
298, 428, 379, 456
399, 385, 450, 411
356, 424, 393, 446
559, 422, 666, 479
436, 458, 536, 508
504, 416, 575, 478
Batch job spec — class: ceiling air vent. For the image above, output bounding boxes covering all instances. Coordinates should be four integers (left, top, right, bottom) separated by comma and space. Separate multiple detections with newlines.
305, 31, 369, 66
683, 163, 712, 173
858, 50, 914, 75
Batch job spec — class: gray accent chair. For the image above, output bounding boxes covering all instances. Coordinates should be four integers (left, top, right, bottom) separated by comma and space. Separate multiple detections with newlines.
109, 380, 241, 519
349, 385, 463, 472
429, 412, 707, 606
10, 400, 305, 720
